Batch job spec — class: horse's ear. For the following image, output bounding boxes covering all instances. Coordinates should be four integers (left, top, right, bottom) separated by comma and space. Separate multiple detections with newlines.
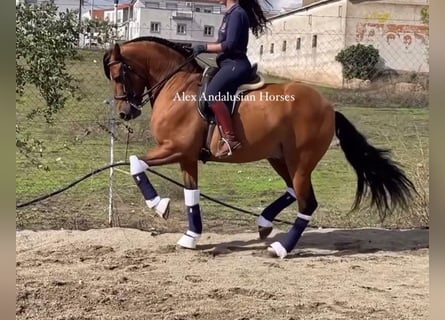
103, 44, 122, 80
113, 43, 122, 60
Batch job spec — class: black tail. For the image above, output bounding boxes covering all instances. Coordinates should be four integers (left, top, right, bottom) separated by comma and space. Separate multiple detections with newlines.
334, 111, 417, 220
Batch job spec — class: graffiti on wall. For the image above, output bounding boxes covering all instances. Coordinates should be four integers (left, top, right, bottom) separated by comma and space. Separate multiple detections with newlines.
357, 23, 428, 49
355, 22, 429, 72
365, 12, 391, 23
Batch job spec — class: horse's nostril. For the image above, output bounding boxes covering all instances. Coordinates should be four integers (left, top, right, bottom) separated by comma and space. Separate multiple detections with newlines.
119, 112, 126, 119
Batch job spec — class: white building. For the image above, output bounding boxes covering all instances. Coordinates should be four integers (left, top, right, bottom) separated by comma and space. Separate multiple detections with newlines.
248, 0, 429, 88
128, 0, 224, 45
80, 2, 133, 43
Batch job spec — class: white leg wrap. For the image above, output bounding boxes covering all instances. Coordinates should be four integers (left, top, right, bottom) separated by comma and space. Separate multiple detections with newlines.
129, 155, 149, 175
286, 187, 297, 199
258, 215, 273, 228
184, 189, 200, 206
297, 212, 312, 221
267, 241, 288, 259
177, 230, 201, 249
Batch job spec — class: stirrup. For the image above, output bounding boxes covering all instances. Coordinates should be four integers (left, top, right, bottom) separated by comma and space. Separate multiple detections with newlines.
215, 138, 241, 158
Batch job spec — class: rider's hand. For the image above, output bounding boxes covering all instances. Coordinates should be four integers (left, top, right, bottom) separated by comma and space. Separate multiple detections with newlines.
192, 44, 207, 56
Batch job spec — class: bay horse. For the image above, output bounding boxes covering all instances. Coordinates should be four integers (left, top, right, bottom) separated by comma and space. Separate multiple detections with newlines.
103, 37, 416, 258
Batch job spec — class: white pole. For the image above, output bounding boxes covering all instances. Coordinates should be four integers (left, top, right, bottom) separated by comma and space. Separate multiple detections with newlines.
89, 0, 94, 48
114, 0, 119, 42
105, 99, 115, 226
78, 0, 82, 47
90, 0, 94, 17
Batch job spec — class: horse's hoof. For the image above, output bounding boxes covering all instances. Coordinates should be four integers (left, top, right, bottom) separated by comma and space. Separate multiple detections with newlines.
155, 198, 170, 219
176, 231, 201, 249
258, 226, 273, 240
267, 241, 288, 259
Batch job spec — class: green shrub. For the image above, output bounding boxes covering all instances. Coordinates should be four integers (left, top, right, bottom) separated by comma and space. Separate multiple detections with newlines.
335, 44, 380, 80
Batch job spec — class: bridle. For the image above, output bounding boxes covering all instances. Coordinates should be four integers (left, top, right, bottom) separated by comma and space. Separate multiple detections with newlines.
108, 60, 151, 110
108, 53, 198, 111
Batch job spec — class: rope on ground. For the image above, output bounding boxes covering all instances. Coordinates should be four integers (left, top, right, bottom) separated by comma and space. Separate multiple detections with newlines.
15, 161, 294, 226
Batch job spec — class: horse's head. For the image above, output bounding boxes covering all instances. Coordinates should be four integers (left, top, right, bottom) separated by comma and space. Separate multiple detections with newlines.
103, 43, 146, 121
103, 37, 203, 121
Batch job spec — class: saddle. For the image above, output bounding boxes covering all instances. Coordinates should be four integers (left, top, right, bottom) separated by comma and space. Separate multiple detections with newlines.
196, 63, 265, 162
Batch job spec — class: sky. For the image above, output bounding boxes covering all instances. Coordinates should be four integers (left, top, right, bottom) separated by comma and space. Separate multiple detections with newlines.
271, 0, 303, 10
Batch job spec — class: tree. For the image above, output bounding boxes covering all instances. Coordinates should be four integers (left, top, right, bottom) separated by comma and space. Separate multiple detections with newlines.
335, 44, 380, 80
16, 1, 80, 122
421, 6, 429, 24
81, 17, 114, 48
16, 0, 80, 169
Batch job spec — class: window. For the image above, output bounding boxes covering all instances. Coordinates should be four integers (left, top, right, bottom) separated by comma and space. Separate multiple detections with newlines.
312, 35, 317, 48
150, 22, 160, 33
259, 45, 263, 55
177, 24, 187, 35
195, 5, 213, 13
270, 43, 274, 54
296, 37, 301, 50
282, 40, 287, 52
204, 25, 214, 37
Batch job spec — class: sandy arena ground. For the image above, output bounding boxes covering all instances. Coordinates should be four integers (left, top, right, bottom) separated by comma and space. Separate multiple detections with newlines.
16, 227, 429, 320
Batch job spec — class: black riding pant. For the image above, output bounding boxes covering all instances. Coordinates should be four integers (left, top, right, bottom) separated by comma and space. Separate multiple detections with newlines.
205, 57, 251, 108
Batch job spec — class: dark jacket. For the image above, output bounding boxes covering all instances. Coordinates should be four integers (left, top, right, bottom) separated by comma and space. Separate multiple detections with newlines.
217, 4, 250, 63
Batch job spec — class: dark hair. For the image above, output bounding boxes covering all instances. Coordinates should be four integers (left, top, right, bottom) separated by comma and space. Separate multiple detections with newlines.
238, 0, 271, 37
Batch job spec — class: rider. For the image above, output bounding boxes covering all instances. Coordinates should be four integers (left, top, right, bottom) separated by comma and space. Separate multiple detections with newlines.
192, 0, 269, 158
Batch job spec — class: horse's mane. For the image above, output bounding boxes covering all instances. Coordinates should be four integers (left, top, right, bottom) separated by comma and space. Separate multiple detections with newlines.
125, 36, 195, 58
103, 36, 202, 80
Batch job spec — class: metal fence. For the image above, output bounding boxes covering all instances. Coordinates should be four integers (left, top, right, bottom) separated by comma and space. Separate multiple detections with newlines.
16, 15, 429, 231
245, 14, 429, 108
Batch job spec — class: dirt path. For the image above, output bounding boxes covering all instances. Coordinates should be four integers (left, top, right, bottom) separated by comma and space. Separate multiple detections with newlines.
16, 227, 429, 320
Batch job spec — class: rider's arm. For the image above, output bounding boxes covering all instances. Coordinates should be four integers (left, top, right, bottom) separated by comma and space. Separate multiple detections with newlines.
206, 42, 223, 53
